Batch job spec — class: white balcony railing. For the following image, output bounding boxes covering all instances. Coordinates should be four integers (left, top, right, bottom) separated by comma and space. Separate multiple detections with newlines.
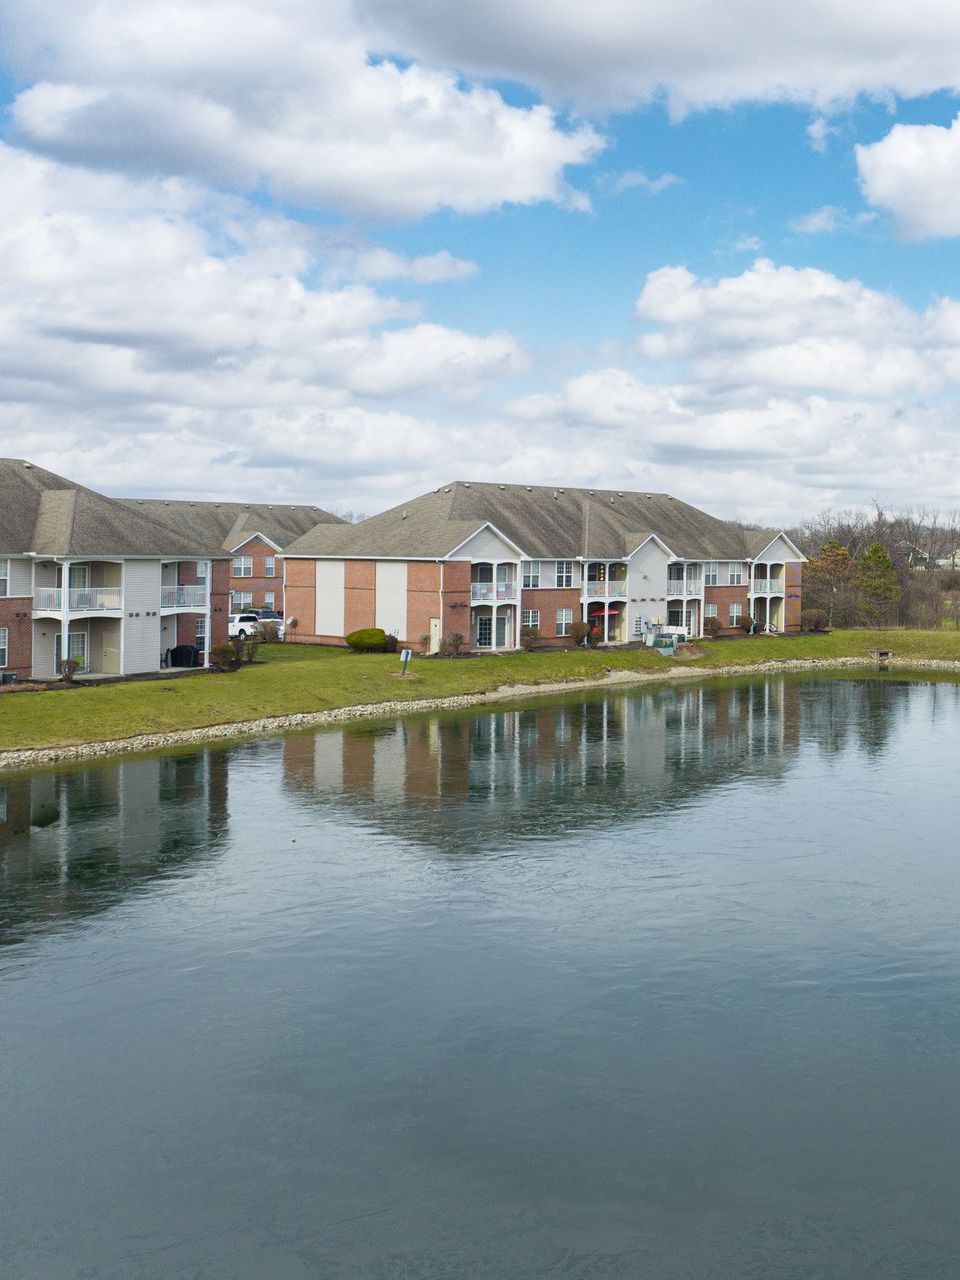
33, 587, 123, 611
585, 580, 629, 598
161, 584, 208, 608
471, 582, 518, 603
70, 587, 123, 610
666, 579, 700, 596
752, 579, 784, 594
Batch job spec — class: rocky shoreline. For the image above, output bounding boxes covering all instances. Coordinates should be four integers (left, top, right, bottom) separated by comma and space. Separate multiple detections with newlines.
3, 654, 959, 773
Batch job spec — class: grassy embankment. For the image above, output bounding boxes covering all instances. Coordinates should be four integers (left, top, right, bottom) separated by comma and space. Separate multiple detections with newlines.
4, 629, 960, 752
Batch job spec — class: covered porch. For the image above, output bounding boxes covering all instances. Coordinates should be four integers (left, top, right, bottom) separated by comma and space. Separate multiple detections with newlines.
586, 600, 627, 644
471, 604, 518, 650
751, 594, 785, 633
666, 599, 700, 639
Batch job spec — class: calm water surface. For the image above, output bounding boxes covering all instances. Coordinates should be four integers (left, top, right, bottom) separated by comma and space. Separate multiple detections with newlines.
2, 677, 960, 1279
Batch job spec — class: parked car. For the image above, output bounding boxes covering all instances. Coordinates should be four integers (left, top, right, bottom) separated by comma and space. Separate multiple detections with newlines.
227, 611, 262, 639
255, 609, 285, 640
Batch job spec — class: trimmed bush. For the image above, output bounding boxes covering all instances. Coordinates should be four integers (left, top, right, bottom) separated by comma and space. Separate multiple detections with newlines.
438, 631, 464, 657
346, 627, 388, 652
702, 616, 722, 639
383, 633, 398, 654
519, 625, 540, 652
737, 614, 754, 633
801, 608, 828, 632
419, 633, 431, 653
59, 658, 83, 682
211, 644, 240, 672
259, 621, 279, 643
570, 620, 591, 646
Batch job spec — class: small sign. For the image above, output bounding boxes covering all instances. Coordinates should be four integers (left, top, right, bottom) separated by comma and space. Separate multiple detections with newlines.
400, 648, 413, 673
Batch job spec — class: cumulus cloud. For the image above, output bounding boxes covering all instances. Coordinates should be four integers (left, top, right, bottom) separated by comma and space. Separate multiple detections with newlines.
360, 0, 960, 114
857, 114, 960, 239
789, 205, 876, 234
3, 0, 602, 218
608, 169, 681, 195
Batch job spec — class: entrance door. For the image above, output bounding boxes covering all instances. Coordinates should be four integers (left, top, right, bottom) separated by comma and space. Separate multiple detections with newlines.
429, 617, 441, 654
495, 612, 508, 649
476, 615, 492, 648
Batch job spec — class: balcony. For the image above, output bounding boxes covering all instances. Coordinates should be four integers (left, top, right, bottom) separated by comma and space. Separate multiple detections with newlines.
585, 580, 629, 599
161, 584, 208, 609
471, 582, 519, 604
33, 587, 123, 613
751, 579, 784, 594
666, 579, 701, 597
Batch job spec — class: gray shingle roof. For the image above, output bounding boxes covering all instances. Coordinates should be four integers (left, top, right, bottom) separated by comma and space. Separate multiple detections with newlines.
0, 459, 228, 557
117, 498, 342, 551
286, 481, 784, 561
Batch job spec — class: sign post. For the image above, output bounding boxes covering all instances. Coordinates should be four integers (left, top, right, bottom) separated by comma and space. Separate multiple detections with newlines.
400, 648, 413, 675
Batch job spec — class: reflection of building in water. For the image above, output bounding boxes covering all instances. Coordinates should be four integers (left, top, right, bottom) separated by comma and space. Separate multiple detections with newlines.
282, 680, 805, 850
0, 751, 228, 944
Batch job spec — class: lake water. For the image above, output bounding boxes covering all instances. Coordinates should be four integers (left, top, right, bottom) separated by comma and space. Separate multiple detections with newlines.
2, 676, 960, 1279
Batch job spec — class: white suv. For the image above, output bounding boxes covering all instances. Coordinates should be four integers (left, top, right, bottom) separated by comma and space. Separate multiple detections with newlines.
227, 611, 261, 639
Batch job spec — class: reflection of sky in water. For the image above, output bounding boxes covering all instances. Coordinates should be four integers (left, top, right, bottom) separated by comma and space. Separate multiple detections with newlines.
1, 677, 960, 1279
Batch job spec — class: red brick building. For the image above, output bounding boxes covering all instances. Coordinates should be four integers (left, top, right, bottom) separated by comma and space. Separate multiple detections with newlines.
283, 482, 804, 651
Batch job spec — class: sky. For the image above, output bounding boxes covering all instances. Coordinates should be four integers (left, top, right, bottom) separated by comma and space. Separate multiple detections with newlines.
3, 2, 960, 523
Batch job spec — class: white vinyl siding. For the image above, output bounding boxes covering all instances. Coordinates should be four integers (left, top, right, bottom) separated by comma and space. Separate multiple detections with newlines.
375, 561, 407, 639
315, 559, 345, 637
0, 627, 7, 667
556, 607, 573, 636
264, 556, 276, 577
121, 560, 162, 674
521, 609, 540, 628
232, 556, 253, 577
522, 561, 540, 588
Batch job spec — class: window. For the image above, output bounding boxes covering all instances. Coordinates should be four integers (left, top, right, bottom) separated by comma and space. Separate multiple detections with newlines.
232, 556, 253, 577
0, 558, 8, 597
729, 602, 742, 625
264, 555, 276, 577
522, 561, 540, 589
264, 592, 275, 608
727, 563, 743, 586
194, 616, 206, 650
232, 591, 253, 609
667, 608, 683, 627
521, 609, 540, 629
0, 626, 7, 667
195, 561, 208, 584
556, 607, 573, 636
555, 560, 573, 588
667, 564, 685, 587
704, 562, 718, 587
704, 603, 718, 619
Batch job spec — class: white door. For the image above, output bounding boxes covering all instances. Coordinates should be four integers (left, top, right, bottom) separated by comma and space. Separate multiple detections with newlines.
476, 615, 492, 648
429, 617, 441, 654
495, 613, 508, 648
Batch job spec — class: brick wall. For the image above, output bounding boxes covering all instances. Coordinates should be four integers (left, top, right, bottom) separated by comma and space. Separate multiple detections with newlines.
520, 587, 582, 645
229, 536, 285, 610
283, 558, 317, 644
344, 560, 376, 635
704, 584, 751, 635
0, 598, 33, 679
407, 561, 441, 647
209, 559, 230, 648
784, 562, 802, 631
440, 561, 471, 644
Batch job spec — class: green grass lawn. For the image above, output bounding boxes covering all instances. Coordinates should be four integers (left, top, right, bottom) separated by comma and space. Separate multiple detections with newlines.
4, 630, 960, 752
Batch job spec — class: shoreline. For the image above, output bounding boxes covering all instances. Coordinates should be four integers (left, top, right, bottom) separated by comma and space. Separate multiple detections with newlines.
3, 654, 960, 772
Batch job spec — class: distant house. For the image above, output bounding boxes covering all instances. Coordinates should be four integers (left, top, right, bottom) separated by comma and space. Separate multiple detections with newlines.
283, 481, 805, 651
119, 499, 343, 616
0, 459, 231, 680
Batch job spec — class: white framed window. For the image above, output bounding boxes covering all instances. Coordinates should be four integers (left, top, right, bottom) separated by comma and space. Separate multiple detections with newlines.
194, 616, 206, 649
522, 561, 540, 589
232, 556, 253, 577
521, 609, 540, 629
0, 626, 7, 667
556, 607, 573, 636
0, 558, 8, 597
195, 561, 208, 584
729, 602, 742, 624
232, 591, 253, 609
264, 555, 276, 577
264, 591, 275, 608
555, 560, 573, 588
727, 563, 743, 586
704, 602, 718, 618
704, 562, 718, 586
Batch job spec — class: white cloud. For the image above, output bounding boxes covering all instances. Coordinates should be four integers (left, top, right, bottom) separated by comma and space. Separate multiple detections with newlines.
3, 0, 602, 219
789, 205, 876, 234
806, 115, 838, 152
857, 113, 960, 239
361, 0, 960, 115
609, 169, 681, 195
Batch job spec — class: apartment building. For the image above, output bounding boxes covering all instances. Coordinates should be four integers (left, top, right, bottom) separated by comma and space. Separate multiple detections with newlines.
119, 499, 342, 615
283, 482, 804, 651
0, 459, 231, 680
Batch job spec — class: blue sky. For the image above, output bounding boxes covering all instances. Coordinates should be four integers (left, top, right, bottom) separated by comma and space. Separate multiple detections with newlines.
2, 1, 960, 523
